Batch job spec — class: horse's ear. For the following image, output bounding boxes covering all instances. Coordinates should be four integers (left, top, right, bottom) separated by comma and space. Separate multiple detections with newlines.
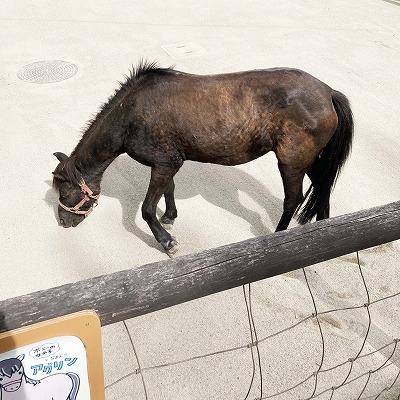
54, 152, 69, 162
17, 354, 25, 361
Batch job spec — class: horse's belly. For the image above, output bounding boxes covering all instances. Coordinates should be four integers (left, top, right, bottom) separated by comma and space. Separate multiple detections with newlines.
182, 129, 274, 166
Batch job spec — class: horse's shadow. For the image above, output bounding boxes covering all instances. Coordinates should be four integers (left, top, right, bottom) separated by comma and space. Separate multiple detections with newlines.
99, 155, 283, 249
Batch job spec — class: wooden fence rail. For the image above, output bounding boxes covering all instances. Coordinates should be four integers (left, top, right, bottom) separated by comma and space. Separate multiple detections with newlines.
1, 201, 399, 333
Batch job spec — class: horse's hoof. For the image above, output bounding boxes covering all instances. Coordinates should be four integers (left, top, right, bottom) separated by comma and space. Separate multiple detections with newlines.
165, 237, 179, 257
160, 215, 175, 225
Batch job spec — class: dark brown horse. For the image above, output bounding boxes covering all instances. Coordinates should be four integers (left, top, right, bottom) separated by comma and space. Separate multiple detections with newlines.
53, 61, 353, 254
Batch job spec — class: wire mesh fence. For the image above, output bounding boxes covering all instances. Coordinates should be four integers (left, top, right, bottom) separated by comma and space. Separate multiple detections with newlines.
104, 241, 400, 400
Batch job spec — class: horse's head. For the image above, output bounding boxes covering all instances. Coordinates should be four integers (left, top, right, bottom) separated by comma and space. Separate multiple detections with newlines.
0, 355, 24, 392
52, 152, 99, 228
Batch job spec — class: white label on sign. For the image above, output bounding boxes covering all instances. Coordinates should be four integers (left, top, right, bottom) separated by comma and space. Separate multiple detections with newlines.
0, 336, 90, 399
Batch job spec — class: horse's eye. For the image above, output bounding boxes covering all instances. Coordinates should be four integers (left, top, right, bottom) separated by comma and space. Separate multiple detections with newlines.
0, 377, 3, 381
18, 371, 22, 375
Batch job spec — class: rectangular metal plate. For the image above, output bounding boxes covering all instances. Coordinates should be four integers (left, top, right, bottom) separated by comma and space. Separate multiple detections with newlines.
161, 43, 207, 59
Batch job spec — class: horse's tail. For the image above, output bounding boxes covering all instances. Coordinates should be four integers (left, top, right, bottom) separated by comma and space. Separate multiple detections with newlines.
296, 90, 354, 224
67, 372, 80, 400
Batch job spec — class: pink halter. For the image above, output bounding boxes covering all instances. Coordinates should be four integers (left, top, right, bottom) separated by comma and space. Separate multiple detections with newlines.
58, 179, 100, 216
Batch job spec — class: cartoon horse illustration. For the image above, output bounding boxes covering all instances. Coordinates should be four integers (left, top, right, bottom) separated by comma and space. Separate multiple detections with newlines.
0, 354, 80, 400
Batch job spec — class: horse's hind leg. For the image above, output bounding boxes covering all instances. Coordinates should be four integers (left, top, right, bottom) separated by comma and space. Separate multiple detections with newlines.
142, 166, 179, 254
275, 163, 305, 231
160, 178, 177, 225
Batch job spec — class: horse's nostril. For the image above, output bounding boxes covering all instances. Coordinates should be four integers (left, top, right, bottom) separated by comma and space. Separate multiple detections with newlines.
60, 219, 66, 226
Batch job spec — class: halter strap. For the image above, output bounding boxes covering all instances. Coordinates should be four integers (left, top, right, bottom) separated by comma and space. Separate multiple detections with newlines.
58, 179, 100, 216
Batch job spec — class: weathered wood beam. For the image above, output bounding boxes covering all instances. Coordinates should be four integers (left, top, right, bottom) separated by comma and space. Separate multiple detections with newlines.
1, 201, 399, 333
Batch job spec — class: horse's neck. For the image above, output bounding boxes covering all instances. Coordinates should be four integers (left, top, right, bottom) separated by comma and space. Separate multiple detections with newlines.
73, 123, 125, 189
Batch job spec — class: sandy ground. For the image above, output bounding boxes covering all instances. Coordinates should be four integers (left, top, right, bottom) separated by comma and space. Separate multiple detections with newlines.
1, 0, 399, 399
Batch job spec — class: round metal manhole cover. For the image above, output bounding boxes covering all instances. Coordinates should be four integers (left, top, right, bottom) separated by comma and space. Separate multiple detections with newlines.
17, 60, 78, 84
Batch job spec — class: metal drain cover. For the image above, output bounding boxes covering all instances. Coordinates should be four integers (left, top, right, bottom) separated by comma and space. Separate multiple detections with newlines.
17, 60, 78, 84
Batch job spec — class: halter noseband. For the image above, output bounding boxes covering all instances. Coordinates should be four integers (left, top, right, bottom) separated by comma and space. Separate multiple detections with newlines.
58, 179, 100, 216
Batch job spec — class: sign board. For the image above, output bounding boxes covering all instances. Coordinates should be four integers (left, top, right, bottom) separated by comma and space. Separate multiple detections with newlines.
0, 311, 104, 400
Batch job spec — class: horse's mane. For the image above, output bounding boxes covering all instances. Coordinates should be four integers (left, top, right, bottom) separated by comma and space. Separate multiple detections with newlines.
125, 59, 174, 88
0, 357, 21, 378
80, 60, 173, 136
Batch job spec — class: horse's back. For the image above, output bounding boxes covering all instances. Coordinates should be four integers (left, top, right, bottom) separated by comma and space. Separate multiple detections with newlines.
125, 68, 337, 167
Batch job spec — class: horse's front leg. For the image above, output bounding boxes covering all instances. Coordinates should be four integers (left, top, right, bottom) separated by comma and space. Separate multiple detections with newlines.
160, 178, 177, 225
142, 166, 179, 254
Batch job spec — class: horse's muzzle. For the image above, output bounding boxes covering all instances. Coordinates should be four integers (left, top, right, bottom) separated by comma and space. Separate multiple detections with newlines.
2, 379, 22, 392
58, 207, 85, 228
